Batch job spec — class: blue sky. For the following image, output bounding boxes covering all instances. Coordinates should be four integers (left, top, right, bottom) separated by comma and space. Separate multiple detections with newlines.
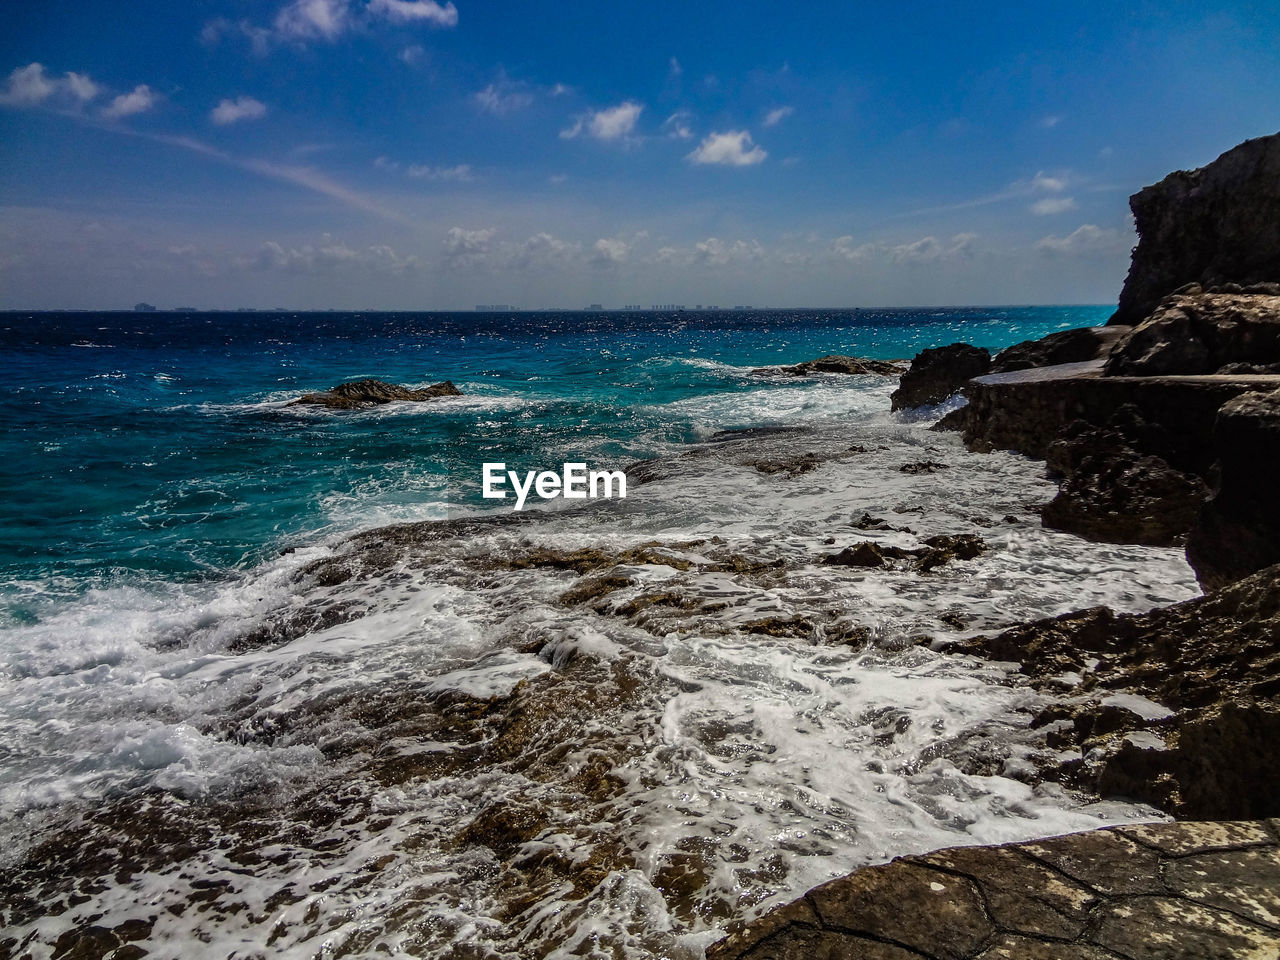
2, 0, 1279, 309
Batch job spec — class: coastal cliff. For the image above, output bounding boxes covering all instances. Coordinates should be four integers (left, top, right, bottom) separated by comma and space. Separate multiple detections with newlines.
1111, 133, 1280, 327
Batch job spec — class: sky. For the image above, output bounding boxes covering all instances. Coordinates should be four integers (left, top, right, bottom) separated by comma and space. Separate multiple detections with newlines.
2, 1, 1279, 310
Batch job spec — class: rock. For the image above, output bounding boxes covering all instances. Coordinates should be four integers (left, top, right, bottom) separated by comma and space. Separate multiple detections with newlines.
1104, 293, 1280, 376
707, 823, 1280, 960
1187, 388, 1280, 589
1112, 131, 1280, 326
291, 378, 462, 409
899, 460, 949, 474
1041, 415, 1209, 546
824, 542, 888, 568
890, 343, 991, 411
752, 355, 903, 376
954, 562, 1280, 819
916, 534, 985, 571
990, 326, 1127, 374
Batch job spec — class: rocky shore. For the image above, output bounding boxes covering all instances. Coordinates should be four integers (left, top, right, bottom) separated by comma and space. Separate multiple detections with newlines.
711, 133, 1280, 958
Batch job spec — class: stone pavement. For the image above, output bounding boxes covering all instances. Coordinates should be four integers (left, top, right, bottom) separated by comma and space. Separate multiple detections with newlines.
707, 821, 1280, 960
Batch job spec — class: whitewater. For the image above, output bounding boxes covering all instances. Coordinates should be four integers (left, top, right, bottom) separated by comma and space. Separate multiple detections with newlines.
0, 309, 1198, 958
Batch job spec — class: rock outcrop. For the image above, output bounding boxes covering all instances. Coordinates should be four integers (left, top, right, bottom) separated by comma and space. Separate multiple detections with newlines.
291, 378, 462, 409
752, 355, 904, 377
891, 343, 991, 411
1186, 387, 1280, 589
990, 325, 1127, 374
953, 561, 1280, 819
1040, 410, 1209, 546
1105, 292, 1280, 376
709, 821, 1280, 960
1111, 131, 1280, 326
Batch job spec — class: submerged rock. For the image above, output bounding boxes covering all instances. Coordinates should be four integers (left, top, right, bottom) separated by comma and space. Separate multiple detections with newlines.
708, 821, 1280, 960
890, 343, 991, 411
1112, 131, 1280, 327
291, 378, 462, 409
1104, 292, 1280, 376
1187, 387, 1280, 589
751, 355, 903, 377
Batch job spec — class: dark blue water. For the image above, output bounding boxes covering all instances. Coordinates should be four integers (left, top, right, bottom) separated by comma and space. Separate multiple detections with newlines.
0, 306, 1108, 614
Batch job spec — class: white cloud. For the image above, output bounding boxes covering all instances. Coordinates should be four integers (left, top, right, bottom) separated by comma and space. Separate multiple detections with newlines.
368, 0, 458, 26
103, 85, 158, 120
406, 163, 474, 181
65, 72, 99, 102
373, 155, 400, 171
668, 56, 682, 77
511, 232, 579, 267
1030, 196, 1077, 215
832, 232, 976, 265
273, 0, 351, 41
561, 101, 643, 142
1035, 224, 1125, 257
247, 239, 416, 273
0, 63, 55, 106
211, 96, 268, 125
0, 63, 102, 107
1031, 170, 1067, 193
687, 130, 766, 166
661, 110, 693, 140
591, 237, 629, 264
762, 106, 793, 127
692, 237, 764, 266
443, 227, 495, 265
474, 80, 534, 116
399, 44, 426, 65
1039, 115, 1062, 128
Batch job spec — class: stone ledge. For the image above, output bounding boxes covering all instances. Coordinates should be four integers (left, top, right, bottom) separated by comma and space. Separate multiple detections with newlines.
708, 822, 1280, 960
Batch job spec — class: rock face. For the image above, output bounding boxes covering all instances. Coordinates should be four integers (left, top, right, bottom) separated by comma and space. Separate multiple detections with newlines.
291, 378, 462, 409
1186, 387, 1280, 589
1041, 410, 1209, 546
954, 562, 1280, 819
1111, 132, 1280, 327
990, 326, 1127, 374
1105, 292, 1280, 376
752, 355, 903, 376
708, 821, 1280, 960
890, 343, 991, 411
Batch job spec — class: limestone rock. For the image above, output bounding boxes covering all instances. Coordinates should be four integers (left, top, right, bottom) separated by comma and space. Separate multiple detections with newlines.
1112, 131, 1280, 326
291, 378, 462, 409
1186, 387, 1280, 589
1041, 417, 1209, 546
708, 823, 1280, 960
890, 343, 991, 411
1105, 293, 1280, 376
990, 326, 1125, 374
752, 355, 903, 377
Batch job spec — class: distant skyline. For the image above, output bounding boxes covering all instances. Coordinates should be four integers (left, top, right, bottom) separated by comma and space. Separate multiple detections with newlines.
2, 1, 1279, 310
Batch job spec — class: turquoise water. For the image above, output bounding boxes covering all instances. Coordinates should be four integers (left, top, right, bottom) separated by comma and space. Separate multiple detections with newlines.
0, 306, 1108, 615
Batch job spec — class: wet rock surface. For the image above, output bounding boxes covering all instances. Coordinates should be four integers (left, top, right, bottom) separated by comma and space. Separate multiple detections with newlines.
708, 821, 1280, 960
891, 343, 992, 411
953, 561, 1280, 819
752, 355, 905, 377
1187, 387, 1280, 589
1112, 131, 1280, 326
291, 378, 462, 409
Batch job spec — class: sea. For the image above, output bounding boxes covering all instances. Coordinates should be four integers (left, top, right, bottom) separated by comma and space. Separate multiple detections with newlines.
0, 307, 1200, 958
